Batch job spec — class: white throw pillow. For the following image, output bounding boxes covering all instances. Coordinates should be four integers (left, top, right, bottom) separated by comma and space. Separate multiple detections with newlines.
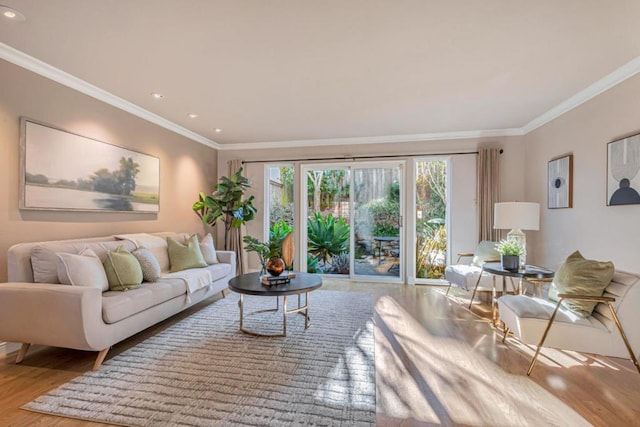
199, 233, 218, 264
56, 248, 109, 291
132, 247, 162, 282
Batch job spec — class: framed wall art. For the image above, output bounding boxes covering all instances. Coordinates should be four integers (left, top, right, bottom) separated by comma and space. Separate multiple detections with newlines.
20, 118, 160, 213
548, 154, 573, 209
607, 133, 640, 206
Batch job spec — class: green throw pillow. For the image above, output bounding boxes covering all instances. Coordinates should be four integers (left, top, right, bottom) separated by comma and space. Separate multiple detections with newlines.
103, 246, 143, 291
167, 235, 207, 272
548, 251, 614, 318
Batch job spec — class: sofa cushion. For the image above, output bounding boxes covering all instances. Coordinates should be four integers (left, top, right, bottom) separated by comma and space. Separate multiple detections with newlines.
31, 240, 136, 284
167, 235, 207, 272
104, 246, 143, 291
548, 251, 614, 318
471, 241, 500, 268
200, 233, 218, 264
115, 233, 172, 272
56, 248, 109, 291
205, 263, 232, 282
102, 280, 187, 324
132, 247, 162, 282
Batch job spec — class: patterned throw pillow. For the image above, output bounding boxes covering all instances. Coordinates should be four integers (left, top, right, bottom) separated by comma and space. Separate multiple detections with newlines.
56, 248, 109, 291
167, 235, 207, 272
548, 251, 614, 317
103, 246, 144, 291
199, 233, 218, 264
132, 247, 162, 282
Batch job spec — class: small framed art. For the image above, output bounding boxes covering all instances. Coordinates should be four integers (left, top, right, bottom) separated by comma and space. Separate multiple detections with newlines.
548, 154, 573, 209
607, 133, 640, 206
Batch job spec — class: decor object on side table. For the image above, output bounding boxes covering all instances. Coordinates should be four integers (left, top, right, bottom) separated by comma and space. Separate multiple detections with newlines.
495, 239, 524, 272
493, 202, 539, 268
607, 133, 640, 206
548, 154, 573, 209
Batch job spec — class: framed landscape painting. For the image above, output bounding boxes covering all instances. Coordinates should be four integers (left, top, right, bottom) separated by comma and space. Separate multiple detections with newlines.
548, 154, 573, 209
607, 133, 640, 206
20, 118, 160, 212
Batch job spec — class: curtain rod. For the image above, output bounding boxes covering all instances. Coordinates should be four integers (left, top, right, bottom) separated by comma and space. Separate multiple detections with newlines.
240, 149, 502, 164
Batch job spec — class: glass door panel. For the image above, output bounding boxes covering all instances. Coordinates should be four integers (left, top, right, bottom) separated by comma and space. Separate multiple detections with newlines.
353, 165, 402, 279
415, 159, 447, 280
304, 167, 350, 275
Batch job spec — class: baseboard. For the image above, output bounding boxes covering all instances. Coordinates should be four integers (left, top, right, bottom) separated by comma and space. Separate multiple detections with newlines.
0, 341, 20, 358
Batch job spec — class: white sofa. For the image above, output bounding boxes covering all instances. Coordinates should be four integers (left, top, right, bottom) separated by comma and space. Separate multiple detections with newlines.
0, 232, 235, 370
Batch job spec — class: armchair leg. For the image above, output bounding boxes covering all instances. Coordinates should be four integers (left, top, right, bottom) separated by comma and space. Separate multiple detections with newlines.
445, 283, 452, 296
468, 271, 484, 309
502, 327, 510, 343
93, 348, 110, 371
15, 343, 31, 364
606, 302, 640, 375
527, 298, 564, 376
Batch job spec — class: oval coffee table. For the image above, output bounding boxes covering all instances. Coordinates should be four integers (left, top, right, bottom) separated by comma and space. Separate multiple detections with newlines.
228, 272, 322, 337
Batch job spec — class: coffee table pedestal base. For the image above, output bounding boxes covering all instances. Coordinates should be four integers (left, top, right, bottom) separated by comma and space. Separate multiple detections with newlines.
238, 293, 310, 337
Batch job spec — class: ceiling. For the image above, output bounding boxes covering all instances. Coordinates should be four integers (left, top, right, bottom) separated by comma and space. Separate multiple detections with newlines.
1, 1, 640, 149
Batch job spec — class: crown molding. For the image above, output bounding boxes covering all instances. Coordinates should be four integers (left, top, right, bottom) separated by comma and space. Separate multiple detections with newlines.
0, 42, 220, 149
219, 128, 524, 151
3, 42, 639, 151
522, 55, 640, 134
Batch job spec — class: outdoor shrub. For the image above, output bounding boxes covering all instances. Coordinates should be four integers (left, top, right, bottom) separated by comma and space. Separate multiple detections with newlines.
307, 212, 350, 265
330, 252, 350, 274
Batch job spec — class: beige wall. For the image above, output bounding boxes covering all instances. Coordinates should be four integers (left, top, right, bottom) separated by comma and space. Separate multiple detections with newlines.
524, 74, 640, 272
218, 135, 525, 274
0, 60, 217, 281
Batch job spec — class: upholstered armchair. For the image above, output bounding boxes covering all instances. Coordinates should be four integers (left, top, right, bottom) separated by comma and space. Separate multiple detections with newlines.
498, 270, 640, 376
444, 241, 502, 303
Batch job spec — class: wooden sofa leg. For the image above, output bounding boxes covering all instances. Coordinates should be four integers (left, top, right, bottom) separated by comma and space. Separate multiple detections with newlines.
15, 343, 31, 364
527, 299, 564, 376
606, 302, 640, 375
93, 348, 110, 371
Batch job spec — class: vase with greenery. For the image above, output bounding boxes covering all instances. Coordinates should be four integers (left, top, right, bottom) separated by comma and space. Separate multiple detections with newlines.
192, 167, 256, 250
496, 239, 524, 271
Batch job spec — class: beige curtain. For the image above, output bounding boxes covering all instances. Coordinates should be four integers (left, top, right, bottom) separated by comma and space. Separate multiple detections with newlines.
228, 159, 247, 275
477, 148, 501, 242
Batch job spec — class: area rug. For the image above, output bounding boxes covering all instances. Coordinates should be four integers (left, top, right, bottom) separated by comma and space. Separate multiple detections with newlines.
23, 290, 376, 426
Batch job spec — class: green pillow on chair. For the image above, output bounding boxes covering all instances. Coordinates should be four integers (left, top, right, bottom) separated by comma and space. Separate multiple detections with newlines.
548, 251, 614, 318
104, 246, 143, 291
167, 235, 207, 272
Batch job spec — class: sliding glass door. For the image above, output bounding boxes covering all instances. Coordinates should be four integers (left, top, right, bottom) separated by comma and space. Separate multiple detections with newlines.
301, 162, 403, 281
352, 164, 403, 279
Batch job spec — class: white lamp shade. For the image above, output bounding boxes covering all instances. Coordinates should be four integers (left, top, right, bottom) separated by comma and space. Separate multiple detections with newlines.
494, 202, 540, 230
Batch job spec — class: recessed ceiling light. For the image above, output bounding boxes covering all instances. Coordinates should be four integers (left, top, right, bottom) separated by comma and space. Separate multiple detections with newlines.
0, 5, 26, 21
214, 128, 222, 133
187, 113, 198, 119
151, 92, 164, 99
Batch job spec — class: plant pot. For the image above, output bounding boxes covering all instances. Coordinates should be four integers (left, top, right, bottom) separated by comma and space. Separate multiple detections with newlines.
266, 257, 285, 277
501, 255, 520, 272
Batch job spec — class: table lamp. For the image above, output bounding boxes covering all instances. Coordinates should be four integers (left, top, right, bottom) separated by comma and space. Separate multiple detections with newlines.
493, 202, 540, 267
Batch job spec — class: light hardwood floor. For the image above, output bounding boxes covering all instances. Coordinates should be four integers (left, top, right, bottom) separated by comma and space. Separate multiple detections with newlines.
1, 281, 638, 426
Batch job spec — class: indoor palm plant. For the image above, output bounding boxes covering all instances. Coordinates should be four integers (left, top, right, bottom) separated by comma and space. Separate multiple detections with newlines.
496, 239, 524, 271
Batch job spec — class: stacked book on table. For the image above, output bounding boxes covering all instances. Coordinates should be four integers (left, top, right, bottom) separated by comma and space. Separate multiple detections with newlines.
261, 273, 296, 286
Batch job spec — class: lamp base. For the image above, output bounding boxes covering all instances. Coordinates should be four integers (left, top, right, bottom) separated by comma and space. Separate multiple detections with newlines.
507, 228, 526, 268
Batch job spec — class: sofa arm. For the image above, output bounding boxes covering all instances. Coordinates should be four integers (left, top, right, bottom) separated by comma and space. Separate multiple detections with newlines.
216, 250, 237, 274
0, 282, 104, 351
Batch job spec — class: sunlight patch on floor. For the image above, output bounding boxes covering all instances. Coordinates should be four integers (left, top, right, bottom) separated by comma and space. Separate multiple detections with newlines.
374, 295, 591, 427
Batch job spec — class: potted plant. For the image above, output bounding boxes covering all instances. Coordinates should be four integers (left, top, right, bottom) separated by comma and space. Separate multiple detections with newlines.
496, 239, 524, 271
242, 235, 286, 277
192, 167, 256, 250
